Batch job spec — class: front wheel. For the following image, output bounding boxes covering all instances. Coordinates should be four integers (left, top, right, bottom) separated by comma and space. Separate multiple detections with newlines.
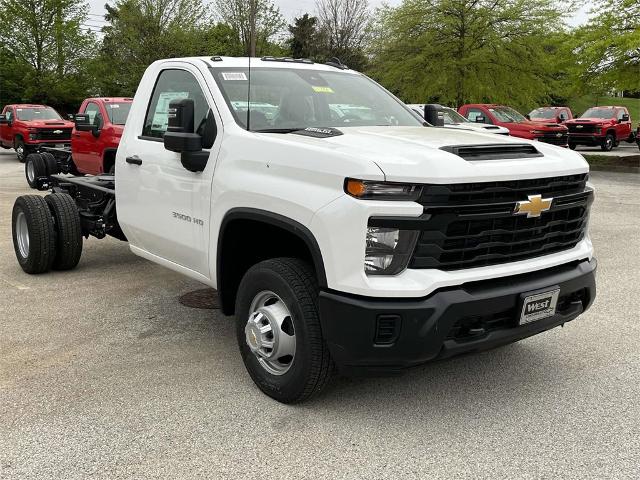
569, 142, 576, 150
235, 258, 332, 403
14, 138, 26, 162
601, 133, 615, 151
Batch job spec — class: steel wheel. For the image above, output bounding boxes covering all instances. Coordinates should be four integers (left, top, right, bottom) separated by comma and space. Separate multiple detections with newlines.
245, 290, 296, 375
26, 158, 35, 183
15, 211, 30, 258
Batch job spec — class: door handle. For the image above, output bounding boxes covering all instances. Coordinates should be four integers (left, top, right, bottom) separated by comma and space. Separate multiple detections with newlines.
73, 133, 81, 137
126, 155, 142, 165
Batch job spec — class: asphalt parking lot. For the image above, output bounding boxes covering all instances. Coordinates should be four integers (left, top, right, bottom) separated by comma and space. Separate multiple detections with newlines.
0, 149, 639, 479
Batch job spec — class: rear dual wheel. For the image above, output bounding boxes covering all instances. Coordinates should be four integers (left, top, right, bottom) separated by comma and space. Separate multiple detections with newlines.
12, 194, 82, 274
25, 153, 59, 189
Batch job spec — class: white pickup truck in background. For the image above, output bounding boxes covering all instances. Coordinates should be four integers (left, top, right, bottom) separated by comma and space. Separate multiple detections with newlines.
11, 56, 596, 403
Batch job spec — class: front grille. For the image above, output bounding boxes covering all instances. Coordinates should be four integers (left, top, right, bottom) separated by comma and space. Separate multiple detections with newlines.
568, 124, 596, 134
408, 174, 592, 271
538, 133, 568, 146
37, 128, 72, 140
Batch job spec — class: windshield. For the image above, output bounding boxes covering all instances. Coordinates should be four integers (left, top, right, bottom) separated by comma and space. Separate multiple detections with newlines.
15, 107, 62, 121
489, 106, 527, 123
580, 107, 615, 119
442, 108, 469, 124
105, 102, 131, 125
210, 67, 421, 131
529, 108, 557, 119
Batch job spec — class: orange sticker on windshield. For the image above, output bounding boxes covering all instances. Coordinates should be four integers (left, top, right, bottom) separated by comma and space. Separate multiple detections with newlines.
312, 86, 334, 93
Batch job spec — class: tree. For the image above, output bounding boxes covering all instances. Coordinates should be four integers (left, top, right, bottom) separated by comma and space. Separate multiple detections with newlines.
213, 0, 286, 56
0, 0, 96, 110
315, 0, 369, 69
368, 0, 569, 109
94, 0, 241, 96
572, 0, 640, 93
288, 14, 322, 59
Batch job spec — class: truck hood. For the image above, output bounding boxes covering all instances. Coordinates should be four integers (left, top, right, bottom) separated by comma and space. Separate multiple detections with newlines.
566, 118, 613, 125
504, 120, 566, 131
21, 120, 74, 128
262, 126, 588, 183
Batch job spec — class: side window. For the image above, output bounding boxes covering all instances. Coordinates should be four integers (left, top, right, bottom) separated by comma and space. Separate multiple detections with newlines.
142, 69, 210, 139
5, 109, 12, 121
83, 103, 101, 124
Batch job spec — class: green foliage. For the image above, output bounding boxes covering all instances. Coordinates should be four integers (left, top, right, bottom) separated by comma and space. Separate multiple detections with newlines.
288, 14, 323, 59
367, 0, 570, 110
0, 0, 96, 110
568, 95, 640, 121
572, 0, 640, 94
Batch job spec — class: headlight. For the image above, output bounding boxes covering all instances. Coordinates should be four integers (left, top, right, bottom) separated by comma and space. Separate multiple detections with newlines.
365, 227, 419, 275
345, 178, 422, 201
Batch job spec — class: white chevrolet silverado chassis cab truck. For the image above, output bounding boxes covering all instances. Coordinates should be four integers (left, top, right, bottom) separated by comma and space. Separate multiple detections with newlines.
11, 57, 596, 403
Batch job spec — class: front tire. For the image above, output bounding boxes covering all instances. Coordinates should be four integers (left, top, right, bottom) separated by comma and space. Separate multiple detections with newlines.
236, 258, 332, 403
12, 195, 56, 274
24, 153, 47, 189
14, 138, 26, 162
601, 133, 615, 151
45, 193, 83, 270
569, 142, 576, 150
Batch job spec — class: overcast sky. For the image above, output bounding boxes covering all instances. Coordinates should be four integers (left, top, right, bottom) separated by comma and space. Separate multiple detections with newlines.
85, 0, 592, 32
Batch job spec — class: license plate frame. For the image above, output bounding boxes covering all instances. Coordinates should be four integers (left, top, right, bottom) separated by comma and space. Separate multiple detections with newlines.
519, 287, 560, 325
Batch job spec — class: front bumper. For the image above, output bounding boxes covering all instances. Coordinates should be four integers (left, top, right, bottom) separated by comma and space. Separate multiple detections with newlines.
569, 135, 603, 146
319, 258, 596, 374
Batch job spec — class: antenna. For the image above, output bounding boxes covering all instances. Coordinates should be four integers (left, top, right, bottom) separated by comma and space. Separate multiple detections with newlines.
247, 54, 251, 131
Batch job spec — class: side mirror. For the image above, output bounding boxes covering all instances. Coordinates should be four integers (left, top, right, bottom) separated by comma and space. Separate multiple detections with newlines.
475, 115, 486, 123
163, 98, 210, 172
621, 114, 630, 123
423, 104, 445, 127
74, 113, 93, 131
67, 114, 74, 120
525, 114, 531, 120
0, 114, 6, 125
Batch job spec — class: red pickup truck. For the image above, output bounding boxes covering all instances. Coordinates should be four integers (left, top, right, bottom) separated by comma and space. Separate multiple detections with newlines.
0, 104, 74, 162
564, 106, 633, 151
458, 104, 569, 147
22, 98, 133, 189
70, 97, 132, 174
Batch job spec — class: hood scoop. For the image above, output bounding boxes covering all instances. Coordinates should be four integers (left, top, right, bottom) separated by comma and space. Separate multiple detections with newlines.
440, 143, 543, 161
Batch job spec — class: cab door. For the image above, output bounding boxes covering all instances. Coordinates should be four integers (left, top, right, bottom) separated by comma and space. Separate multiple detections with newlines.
116, 63, 222, 277
72, 101, 102, 173
0, 106, 14, 146
616, 108, 631, 139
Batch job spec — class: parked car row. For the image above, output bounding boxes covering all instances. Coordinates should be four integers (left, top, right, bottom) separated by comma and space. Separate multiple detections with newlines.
0, 98, 133, 181
410, 102, 637, 152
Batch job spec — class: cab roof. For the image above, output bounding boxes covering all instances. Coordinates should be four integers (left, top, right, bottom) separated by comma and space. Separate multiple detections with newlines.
89, 97, 133, 103
11, 104, 51, 108
155, 56, 358, 74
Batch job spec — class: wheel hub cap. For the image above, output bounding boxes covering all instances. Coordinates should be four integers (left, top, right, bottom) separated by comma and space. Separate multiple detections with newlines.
27, 160, 35, 182
16, 211, 30, 258
245, 291, 296, 376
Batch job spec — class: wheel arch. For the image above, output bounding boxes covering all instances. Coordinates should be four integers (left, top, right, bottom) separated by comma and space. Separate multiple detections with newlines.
216, 208, 327, 316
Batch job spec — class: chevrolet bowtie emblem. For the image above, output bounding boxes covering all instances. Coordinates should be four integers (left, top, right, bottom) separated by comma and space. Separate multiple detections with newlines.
576, 125, 583, 129
53, 130, 63, 134
514, 194, 553, 218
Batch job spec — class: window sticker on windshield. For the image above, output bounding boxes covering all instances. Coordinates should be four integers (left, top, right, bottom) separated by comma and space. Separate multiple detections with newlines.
312, 86, 334, 93
16, 108, 22, 111
109, 104, 119, 108
222, 72, 247, 81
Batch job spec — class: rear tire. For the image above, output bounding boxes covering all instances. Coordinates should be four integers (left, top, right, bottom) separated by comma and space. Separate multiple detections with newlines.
236, 258, 332, 404
24, 153, 47, 189
12, 195, 56, 274
45, 193, 83, 270
601, 133, 615, 151
14, 138, 26, 162
41, 152, 59, 175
